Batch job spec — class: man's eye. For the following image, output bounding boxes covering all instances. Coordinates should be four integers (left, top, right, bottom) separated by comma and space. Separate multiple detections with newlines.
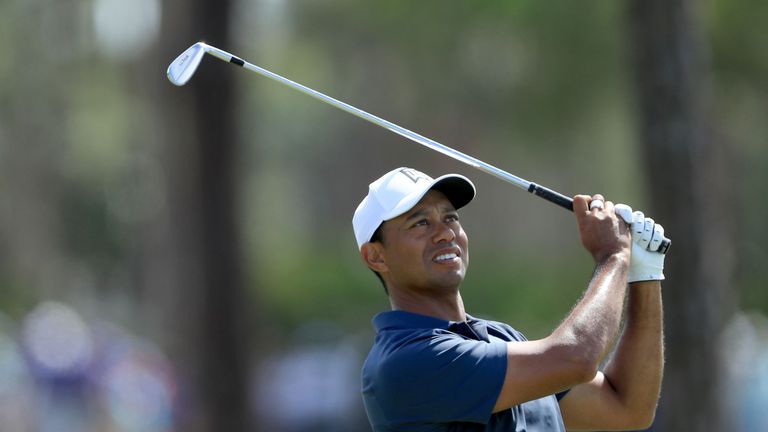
446, 214, 460, 222
414, 219, 428, 227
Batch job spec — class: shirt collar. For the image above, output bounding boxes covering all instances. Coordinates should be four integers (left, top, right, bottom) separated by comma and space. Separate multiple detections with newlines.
373, 310, 490, 342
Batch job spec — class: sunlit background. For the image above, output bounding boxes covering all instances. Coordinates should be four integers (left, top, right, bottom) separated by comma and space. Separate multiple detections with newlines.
1, 0, 767, 431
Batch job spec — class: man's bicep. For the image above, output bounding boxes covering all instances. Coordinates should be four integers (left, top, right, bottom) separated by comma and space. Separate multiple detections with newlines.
493, 338, 592, 413
558, 372, 637, 431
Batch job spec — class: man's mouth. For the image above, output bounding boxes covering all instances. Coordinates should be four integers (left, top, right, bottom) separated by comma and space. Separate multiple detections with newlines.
433, 252, 459, 263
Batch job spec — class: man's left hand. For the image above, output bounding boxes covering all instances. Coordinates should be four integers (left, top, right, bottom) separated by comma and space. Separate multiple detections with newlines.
614, 204, 667, 283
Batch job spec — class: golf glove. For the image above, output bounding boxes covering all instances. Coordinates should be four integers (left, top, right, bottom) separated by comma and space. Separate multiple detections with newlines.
614, 204, 666, 283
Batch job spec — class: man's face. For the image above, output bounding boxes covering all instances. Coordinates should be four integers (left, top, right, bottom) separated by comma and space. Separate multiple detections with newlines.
376, 190, 469, 294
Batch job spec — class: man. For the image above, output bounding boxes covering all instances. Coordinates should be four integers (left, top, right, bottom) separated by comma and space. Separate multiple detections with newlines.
352, 167, 666, 431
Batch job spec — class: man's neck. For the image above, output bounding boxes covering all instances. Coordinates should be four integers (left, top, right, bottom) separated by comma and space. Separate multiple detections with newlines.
389, 289, 466, 322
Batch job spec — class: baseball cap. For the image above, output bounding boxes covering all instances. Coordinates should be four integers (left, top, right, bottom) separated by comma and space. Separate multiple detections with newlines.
352, 167, 476, 249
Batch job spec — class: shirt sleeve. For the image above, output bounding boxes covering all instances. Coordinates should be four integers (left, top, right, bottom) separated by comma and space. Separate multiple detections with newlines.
375, 330, 508, 424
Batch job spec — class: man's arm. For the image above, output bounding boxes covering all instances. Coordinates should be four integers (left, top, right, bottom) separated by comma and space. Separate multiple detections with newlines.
492, 195, 633, 411
558, 280, 664, 430
559, 206, 667, 430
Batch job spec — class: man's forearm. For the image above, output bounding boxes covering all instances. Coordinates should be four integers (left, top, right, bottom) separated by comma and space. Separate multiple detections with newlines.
553, 253, 630, 370
603, 281, 664, 424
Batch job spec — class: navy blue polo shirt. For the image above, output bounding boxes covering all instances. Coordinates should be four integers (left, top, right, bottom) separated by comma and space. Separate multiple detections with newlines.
362, 310, 567, 431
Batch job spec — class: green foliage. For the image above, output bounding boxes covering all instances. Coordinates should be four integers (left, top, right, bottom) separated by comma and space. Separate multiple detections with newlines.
249, 241, 386, 332
461, 250, 591, 339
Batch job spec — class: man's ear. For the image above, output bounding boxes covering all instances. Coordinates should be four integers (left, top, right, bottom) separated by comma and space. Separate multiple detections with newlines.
361, 242, 388, 273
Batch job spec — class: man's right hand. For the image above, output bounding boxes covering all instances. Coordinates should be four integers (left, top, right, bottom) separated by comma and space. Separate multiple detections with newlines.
573, 194, 631, 263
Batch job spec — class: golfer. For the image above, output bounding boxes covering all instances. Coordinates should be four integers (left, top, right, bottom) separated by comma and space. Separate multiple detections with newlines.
353, 167, 666, 431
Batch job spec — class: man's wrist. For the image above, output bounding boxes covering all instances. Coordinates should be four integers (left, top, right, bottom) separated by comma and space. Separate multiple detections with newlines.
629, 280, 662, 289
602, 250, 631, 266
627, 269, 664, 283
597, 251, 631, 273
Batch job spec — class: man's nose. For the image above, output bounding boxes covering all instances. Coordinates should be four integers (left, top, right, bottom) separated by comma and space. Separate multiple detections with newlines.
433, 221, 456, 243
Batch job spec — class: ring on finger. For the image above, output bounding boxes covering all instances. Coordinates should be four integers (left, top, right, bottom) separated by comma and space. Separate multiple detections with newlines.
589, 200, 604, 210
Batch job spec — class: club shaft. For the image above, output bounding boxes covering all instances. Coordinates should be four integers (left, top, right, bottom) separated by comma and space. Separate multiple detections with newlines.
201, 44, 670, 254
205, 46, 535, 189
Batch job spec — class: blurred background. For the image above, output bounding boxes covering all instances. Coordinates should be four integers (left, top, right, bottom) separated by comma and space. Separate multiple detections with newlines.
1, 0, 767, 430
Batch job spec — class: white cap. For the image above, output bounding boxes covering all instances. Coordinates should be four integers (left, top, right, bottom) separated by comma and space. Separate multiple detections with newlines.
352, 167, 476, 249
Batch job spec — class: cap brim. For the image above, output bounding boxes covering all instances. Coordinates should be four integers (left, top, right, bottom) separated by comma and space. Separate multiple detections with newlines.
430, 174, 475, 211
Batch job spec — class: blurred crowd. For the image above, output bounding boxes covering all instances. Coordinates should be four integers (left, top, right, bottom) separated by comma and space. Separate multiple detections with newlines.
721, 312, 768, 432
0, 302, 175, 432
0, 303, 368, 431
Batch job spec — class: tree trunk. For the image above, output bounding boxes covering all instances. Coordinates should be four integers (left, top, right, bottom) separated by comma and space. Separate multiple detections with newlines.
151, 0, 251, 430
626, 0, 735, 430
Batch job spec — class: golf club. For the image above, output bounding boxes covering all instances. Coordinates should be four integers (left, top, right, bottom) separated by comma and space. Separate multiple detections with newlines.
167, 42, 670, 254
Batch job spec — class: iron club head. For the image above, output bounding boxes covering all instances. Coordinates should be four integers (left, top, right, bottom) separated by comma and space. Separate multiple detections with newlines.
167, 42, 208, 86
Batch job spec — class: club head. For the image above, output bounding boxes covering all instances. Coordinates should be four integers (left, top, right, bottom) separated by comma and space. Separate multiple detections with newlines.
167, 42, 208, 86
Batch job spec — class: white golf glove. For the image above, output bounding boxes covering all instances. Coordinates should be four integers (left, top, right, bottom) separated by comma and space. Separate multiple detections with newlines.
614, 204, 666, 283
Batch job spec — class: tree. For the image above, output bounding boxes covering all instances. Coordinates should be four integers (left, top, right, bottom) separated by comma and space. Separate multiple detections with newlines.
627, 0, 735, 429
151, 0, 251, 430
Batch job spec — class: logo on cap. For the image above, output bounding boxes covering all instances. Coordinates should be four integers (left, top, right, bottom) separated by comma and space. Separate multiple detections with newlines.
399, 168, 431, 184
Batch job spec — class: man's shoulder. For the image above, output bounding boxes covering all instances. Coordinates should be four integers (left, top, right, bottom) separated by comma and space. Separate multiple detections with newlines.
367, 325, 451, 369
469, 315, 528, 342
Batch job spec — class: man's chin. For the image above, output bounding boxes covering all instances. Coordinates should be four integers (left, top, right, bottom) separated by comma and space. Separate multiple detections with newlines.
431, 271, 465, 291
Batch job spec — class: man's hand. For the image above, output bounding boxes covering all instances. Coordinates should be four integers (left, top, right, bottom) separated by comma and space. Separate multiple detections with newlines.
573, 195, 631, 263
615, 204, 667, 282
